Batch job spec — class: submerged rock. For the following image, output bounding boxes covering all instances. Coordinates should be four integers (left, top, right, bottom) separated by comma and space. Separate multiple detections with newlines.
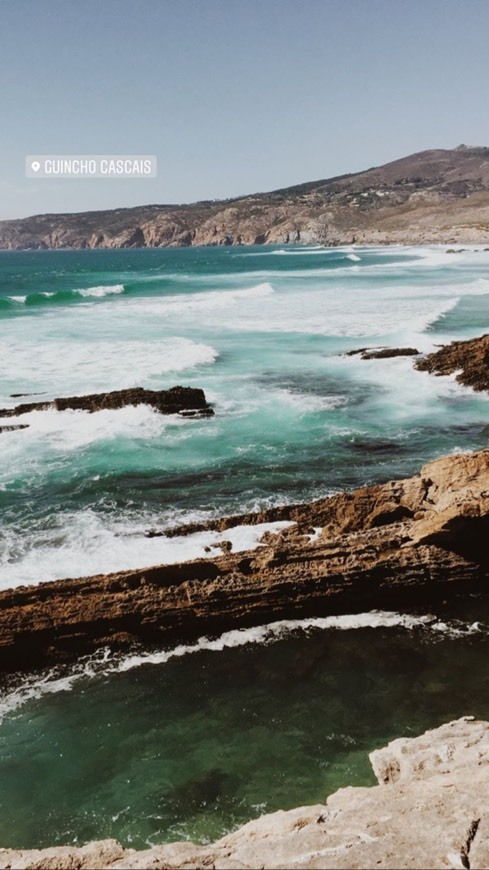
163, 769, 240, 817
0, 386, 214, 418
416, 333, 489, 392
2, 717, 489, 869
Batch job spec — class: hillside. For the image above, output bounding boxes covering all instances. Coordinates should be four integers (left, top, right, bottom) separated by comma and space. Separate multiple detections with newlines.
2, 145, 489, 249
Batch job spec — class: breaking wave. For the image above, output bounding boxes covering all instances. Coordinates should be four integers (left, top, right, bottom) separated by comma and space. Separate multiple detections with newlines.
1, 284, 125, 310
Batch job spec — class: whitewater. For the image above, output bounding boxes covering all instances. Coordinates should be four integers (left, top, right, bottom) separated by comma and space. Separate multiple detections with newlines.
0, 243, 488, 589
1, 243, 489, 851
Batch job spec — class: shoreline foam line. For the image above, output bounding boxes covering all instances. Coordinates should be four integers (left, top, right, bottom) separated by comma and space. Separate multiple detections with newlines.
0, 610, 483, 723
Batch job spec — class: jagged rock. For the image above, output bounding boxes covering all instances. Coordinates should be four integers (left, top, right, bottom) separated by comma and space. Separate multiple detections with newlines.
416, 333, 489, 392
346, 347, 420, 359
2, 717, 489, 869
1, 450, 488, 671
0, 386, 214, 419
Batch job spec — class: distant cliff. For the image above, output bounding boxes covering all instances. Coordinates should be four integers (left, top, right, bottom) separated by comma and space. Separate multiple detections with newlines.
2, 146, 489, 249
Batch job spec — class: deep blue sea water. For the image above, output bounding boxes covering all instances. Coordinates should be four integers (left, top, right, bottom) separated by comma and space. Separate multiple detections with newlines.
0, 243, 488, 849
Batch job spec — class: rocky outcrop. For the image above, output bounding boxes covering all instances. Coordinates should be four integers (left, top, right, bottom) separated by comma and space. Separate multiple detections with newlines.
0, 424, 29, 433
1, 450, 488, 672
2, 147, 489, 249
416, 333, 489, 392
346, 347, 420, 359
2, 717, 489, 869
0, 386, 214, 419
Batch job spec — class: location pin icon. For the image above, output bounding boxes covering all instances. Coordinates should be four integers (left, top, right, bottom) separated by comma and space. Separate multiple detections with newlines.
31, 161, 41, 172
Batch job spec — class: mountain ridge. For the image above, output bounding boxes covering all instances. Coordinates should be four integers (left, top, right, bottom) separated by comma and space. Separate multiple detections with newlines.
2, 146, 489, 249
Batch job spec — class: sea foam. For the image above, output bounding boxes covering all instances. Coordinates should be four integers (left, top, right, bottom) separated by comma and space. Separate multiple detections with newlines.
0, 516, 294, 589
0, 336, 218, 401
0, 611, 483, 722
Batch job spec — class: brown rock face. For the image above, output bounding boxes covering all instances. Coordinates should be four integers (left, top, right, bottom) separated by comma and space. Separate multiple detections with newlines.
2, 717, 489, 869
1, 450, 488, 672
0, 386, 214, 419
416, 333, 489, 392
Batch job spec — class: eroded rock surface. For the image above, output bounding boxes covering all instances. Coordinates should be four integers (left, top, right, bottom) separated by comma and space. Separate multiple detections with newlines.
2, 717, 489, 869
0, 386, 213, 418
1, 450, 488, 671
416, 333, 489, 392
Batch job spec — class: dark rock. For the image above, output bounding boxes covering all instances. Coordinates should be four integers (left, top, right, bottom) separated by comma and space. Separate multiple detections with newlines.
0, 424, 29, 433
9, 392, 46, 398
344, 347, 371, 357
346, 347, 419, 360
164, 769, 239, 817
0, 386, 214, 418
178, 407, 214, 418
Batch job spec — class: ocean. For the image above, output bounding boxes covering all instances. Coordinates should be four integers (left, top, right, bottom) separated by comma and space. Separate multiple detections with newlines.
0, 243, 488, 849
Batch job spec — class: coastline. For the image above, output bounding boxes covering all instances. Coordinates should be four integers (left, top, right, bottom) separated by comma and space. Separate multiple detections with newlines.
2, 716, 488, 869
1, 259, 489, 864
3, 145, 489, 250
1, 447, 488, 672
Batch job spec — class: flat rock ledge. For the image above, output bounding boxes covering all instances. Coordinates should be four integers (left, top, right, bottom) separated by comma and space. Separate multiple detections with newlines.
2, 717, 489, 869
1, 448, 489, 671
0, 386, 214, 419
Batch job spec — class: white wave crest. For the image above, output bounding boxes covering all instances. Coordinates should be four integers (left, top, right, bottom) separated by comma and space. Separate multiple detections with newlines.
76, 284, 125, 297
0, 610, 483, 722
0, 517, 294, 589
0, 337, 218, 401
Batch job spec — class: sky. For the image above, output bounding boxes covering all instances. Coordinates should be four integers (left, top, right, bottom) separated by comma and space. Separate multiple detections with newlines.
1, 0, 489, 219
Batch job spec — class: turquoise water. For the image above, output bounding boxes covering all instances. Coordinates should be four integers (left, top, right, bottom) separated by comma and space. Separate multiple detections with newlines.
1, 243, 489, 849
0, 244, 488, 586
1, 608, 489, 849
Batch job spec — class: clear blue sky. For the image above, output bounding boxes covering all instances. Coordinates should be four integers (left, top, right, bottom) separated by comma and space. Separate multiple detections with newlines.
1, 0, 488, 219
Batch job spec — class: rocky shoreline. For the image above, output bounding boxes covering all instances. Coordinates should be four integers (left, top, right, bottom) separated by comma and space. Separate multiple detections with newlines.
0, 385, 214, 424
415, 333, 489, 392
2, 716, 489, 869
1, 448, 488, 672
1, 331, 488, 671
1, 331, 488, 868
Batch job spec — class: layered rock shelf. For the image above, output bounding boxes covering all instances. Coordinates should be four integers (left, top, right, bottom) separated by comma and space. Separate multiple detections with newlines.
0, 386, 214, 419
1, 449, 488, 672
2, 717, 489, 869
